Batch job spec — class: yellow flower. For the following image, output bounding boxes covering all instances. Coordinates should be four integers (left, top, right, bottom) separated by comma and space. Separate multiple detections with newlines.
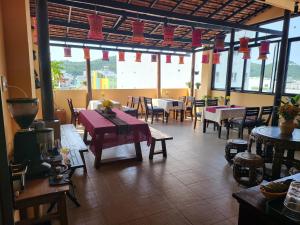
102, 99, 113, 108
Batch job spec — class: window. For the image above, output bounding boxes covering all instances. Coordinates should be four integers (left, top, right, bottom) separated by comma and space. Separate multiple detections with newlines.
244, 47, 261, 91
161, 55, 191, 88
213, 51, 228, 89
285, 41, 300, 94
194, 52, 203, 87
231, 51, 244, 89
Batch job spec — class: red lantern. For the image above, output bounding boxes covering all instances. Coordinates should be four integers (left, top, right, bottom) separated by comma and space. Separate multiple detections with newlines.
258, 47, 268, 60
214, 34, 225, 51
135, 52, 142, 62
132, 21, 144, 43
212, 52, 220, 64
118, 51, 125, 61
83, 47, 90, 59
242, 50, 251, 60
239, 37, 249, 53
64, 47, 71, 57
32, 17, 38, 44
151, 54, 157, 62
202, 53, 210, 64
166, 55, 172, 63
87, 14, 104, 40
102, 50, 109, 61
260, 41, 270, 54
179, 55, 184, 64
163, 25, 175, 46
192, 29, 202, 47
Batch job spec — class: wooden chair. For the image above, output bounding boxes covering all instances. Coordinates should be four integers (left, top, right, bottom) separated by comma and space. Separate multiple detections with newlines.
206, 98, 218, 106
256, 106, 273, 126
226, 107, 260, 139
143, 97, 165, 124
123, 96, 139, 118
193, 99, 205, 129
175, 96, 186, 120
67, 98, 84, 127
185, 96, 195, 120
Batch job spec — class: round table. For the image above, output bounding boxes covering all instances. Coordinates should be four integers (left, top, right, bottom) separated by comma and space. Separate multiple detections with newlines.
250, 126, 300, 180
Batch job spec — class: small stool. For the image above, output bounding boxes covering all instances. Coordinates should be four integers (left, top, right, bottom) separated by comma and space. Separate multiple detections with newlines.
233, 152, 264, 187
225, 139, 248, 164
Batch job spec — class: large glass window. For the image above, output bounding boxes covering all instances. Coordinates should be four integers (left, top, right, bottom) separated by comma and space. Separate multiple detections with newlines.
231, 51, 244, 89
161, 55, 191, 88
213, 51, 228, 89
285, 41, 300, 94
244, 47, 261, 91
194, 52, 203, 88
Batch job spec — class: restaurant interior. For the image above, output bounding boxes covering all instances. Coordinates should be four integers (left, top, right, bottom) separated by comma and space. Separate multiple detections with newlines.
1, 0, 300, 225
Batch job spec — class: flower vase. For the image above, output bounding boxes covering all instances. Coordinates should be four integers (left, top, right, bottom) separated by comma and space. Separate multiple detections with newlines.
104, 107, 112, 114
280, 120, 295, 136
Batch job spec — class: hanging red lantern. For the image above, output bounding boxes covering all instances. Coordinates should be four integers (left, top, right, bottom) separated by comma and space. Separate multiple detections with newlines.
258, 47, 268, 60
32, 17, 38, 44
202, 52, 210, 64
166, 55, 172, 63
83, 47, 90, 59
87, 14, 104, 40
163, 25, 175, 46
118, 51, 125, 61
214, 34, 225, 51
102, 50, 109, 61
192, 29, 202, 47
239, 37, 249, 53
151, 54, 157, 62
64, 47, 71, 57
212, 52, 220, 64
242, 49, 251, 60
132, 21, 145, 43
179, 55, 184, 64
135, 52, 142, 62
260, 41, 270, 54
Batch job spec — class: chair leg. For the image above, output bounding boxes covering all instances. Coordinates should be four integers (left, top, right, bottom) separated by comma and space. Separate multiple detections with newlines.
194, 117, 197, 129
151, 113, 154, 124
162, 112, 165, 123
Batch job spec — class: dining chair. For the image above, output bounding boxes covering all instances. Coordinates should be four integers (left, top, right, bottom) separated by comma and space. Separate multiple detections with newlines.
185, 96, 195, 120
143, 97, 165, 124
256, 106, 274, 126
67, 98, 84, 127
206, 99, 218, 106
193, 99, 205, 129
226, 107, 260, 139
174, 96, 187, 120
122, 96, 138, 118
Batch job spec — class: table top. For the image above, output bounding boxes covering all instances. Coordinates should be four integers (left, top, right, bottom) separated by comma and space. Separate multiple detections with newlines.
251, 126, 300, 144
15, 178, 69, 203
233, 174, 300, 213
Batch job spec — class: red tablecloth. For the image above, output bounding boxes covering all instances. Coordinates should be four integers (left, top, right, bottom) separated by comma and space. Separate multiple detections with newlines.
78, 109, 151, 155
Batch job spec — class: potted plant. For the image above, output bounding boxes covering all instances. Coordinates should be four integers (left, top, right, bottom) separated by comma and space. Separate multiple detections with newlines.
279, 95, 300, 136
195, 82, 201, 89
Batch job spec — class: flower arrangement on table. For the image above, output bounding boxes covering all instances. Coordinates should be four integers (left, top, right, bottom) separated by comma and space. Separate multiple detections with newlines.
279, 95, 300, 135
102, 99, 114, 115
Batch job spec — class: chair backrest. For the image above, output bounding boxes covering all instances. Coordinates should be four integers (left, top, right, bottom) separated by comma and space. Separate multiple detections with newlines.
143, 97, 153, 111
207, 99, 218, 106
258, 106, 274, 125
244, 107, 260, 122
67, 98, 75, 115
126, 96, 133, 107
186, 96, 195, 107
179, 96, 186, 103
132, 97, 141, 110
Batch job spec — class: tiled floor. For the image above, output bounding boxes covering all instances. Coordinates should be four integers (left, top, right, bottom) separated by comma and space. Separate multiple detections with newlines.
68, 119, 243, 225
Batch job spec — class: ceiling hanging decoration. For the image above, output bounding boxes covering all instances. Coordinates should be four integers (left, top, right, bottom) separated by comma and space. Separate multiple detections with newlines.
239, 37, 250, 53
118, 51, 125, 61
212, 52, 220, 64
64, 47, 72, 57
260, 41, 270, 54
163, 25, 175, 46
214, 34, 226, 51
83, 47, 90, 60
102, 50, 109, 61
87, 14, 104, 40
151, 54, 157, 62
32, 17, 38, 44
179, 55, 184, 64
258, 47, 268, 60
135, 52, 142, 62
192, 29, 202, 47
166, 55, 172, 63
132, 21, 145, 43
242, 50, 251, 60
202, 52, 210, 64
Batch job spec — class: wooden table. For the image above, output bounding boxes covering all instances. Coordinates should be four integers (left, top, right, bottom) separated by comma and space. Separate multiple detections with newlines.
233, 173, 300, 225
14, 178, 69, 225
250, 126, 300, 180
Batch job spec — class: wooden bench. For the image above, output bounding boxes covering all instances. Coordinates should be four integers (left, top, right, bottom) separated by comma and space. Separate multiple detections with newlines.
61, 124, 88, 173
149, 127, 173, 159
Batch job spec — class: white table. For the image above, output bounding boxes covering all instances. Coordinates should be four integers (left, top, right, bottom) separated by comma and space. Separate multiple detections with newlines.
152, 98, 185, 122
88, 100, 121, 110
202, 106, 245, 138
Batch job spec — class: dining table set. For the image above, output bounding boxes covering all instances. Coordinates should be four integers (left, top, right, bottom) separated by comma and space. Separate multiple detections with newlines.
152, 98, 186, 122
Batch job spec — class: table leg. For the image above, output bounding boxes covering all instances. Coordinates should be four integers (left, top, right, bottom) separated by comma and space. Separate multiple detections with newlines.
83, 129, 88, 144
180, 110, 184, 122
57, 194, 68, 225
94, 148, 102, 169
218, 124, 222, 139
203, 119, 207, 133
134, 142, 143, 161
272, 147, 285, 180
